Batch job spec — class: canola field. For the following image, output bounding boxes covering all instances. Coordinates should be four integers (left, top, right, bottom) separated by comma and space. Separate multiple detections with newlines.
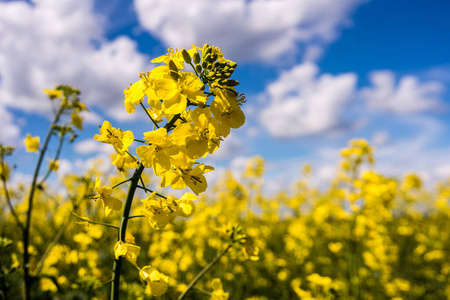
1, 45, 450, 300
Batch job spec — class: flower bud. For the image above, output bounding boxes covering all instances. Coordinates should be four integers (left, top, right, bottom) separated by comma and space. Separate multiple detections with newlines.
203, 46, 212, 58
181, 49, 191, 64
195, 64, 202, 73
202, 43, 210, 54
218, 79, 228, 85
169, 70, 180, 81
168, 60, 178, 72
226, 79, 239, 86
193, 52, 201, 64
204, 53, 212, 63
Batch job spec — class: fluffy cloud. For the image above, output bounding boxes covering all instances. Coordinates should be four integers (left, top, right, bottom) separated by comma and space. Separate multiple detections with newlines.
0, 104, 21, 144
134, 0, 366, 62
258, 62, 357, 138
0, 0, 148, 120
74, 138, 112, 155
361, 71, 445, 114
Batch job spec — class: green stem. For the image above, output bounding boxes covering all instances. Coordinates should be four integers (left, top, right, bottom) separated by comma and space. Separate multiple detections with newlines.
34, 214, 72, 276
178, 244, 232, 300
125, 150, 138, 162
1, 158, 23, 230
111, 164, 145, 300
165, 113, 181, 133
128, 215, 145, 219
139, 176, 148, 195
133, 138, 147, 144
71, 212, 119, 230
140, 102, 160, 129
111, 178, 132, 190
37, 132, 65, 187
23, 105, 65, 300
136, 185, 166, 199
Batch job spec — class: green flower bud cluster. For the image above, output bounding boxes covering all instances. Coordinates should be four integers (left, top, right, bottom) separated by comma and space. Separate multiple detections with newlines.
180, 44, 239, 88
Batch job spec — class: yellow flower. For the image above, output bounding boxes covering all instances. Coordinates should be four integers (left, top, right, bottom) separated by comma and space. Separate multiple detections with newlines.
136, 128, 178, 176
175, 192, 197, 218
114, 241, 140, 267
210, 90, 245, 138
123, 75, 149, 114
24, 133, 40, 153
94, 121, 134, 155
328, 242, 343, 253
0, 162, 11, 181
111, 153, 139, 172
210, 278, 229, 300
243, 243, 260, 261
49, 160, 59, 172
140, 192, 172, 230
71, 111, 83, 130
161, 153, 214, 195
151, 47, 197, 70
139, 266, 169, 297
152, 71, 207, 115
44, 88, 63, 99
173, 107, 220, 159
91, 177, 122, 216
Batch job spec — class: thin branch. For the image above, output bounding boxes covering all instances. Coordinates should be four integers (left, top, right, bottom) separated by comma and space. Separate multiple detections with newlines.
128, 215, 145, 219
1, 159, 23, 229
139, 176, 149, 195
111, 178, 132, 190
133, 138, 147, 144
23, 104, 65, 300
38, 131, 65, 187
71, 211, 119, 230
34, 213, 72, 276
178, 245, 232, 300
136, 185, 166, 199
125, 150, 138, 162
140, 102, 160, 129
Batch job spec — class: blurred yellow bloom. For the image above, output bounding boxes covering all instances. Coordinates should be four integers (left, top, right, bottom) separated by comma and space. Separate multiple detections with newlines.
210, 278, 229, 300
71, 111, 83, 130
44, 88, 63, 99
49, 160, 59, 172
243, 243, 260, 261
328, 242, 343, 253
0, 162, 11, 181
24, 133, 40, 153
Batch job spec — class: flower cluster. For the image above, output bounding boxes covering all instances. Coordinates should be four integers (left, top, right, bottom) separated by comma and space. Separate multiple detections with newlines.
90, 45, 246, 298
96, 44, 245, 196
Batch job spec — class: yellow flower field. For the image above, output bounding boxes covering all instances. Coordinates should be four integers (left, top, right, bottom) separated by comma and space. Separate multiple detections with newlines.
1, 45, 450, 300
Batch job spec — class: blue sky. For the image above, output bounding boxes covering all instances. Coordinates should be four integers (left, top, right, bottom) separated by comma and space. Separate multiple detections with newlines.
1, 0, 450, 192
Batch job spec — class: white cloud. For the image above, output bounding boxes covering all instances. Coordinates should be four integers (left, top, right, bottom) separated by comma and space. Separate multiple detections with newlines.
371, 130, 390, 147
134, 0, 366, 62
211, 133, 246, 160
258, 62, 357, 138
361, 71, 445, 114
0, 0, 148, 121
374, 117, 450, 184
74, 138, 112, 155
0, 104, 21, 144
